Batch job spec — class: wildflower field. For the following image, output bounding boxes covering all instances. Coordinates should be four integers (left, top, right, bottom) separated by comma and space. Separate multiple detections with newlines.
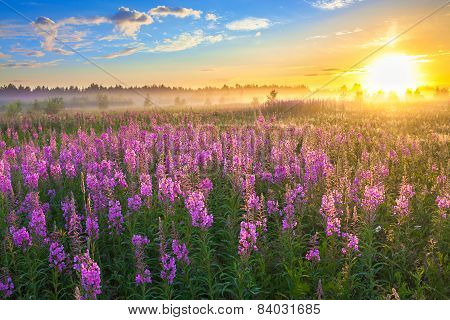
0, 102, 448, 300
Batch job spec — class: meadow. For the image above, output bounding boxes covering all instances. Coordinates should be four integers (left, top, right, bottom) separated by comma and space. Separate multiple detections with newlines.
0, 100, 448, 300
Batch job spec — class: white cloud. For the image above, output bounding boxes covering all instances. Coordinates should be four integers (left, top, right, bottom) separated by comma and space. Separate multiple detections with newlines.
32, 16, 58, 51
205, 13, 218, 21
111, 7, 154, 38
99, 34, 126, 41
311, 0, 363, 10
255, 32, 262, 37
226, 17, 271, 31
0, 24, 34, 39
149, 6, 202, 19
58, 16, 109, 26
32, 15, 107, 54
150, 30, 223, 53
101, 46, 145, 59
335, 27, 363, 36
205, 34, 224, 44
10, 44, 45, 57
305, 34, 328, 40
0, 59, 61, 69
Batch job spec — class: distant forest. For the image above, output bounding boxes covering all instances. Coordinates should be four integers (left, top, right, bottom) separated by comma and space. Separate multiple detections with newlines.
0, 83, 448, 113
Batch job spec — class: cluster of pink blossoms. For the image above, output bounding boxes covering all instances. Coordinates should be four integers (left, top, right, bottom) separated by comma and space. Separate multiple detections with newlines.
185, 190, 213, 229
393, 180, 415, 218
73, 251, 101, 300
362, 184, 385, 213
238, 221, 258, 257
131, 235, 152, 285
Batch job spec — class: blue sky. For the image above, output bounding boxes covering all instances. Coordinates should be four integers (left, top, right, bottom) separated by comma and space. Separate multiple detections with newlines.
0, 0, 448, 87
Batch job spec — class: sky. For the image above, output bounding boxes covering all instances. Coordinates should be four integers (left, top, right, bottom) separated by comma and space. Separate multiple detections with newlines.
0, 0, 449, 89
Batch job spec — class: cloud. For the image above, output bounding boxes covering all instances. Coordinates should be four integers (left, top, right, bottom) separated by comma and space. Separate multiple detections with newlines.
99, 34, 126, 41
255, 32, 262, 37
205, 13, 218, 22
0, 23, 34, 39
306, 27, 362, 40
51, 48, 74, 55
101, 46, 145, 59
0, 59, 61, 69
32, 15, 106, 54
111, 7, 154, 38
0, 51, 11, 59
150, 30, 223, 53
311, 0, 363, 10
149, 6, 202, 19
58, 16, 109, 26
322, 68, 340, 72
335, 27, 363, 36
10, 44, 45, 57
305, 34, 328, 40
226, 17, 271, 31
32, 16, 58, 51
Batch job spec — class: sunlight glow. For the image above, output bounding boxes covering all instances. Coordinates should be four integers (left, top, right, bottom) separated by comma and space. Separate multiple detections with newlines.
364, 54, 420, 95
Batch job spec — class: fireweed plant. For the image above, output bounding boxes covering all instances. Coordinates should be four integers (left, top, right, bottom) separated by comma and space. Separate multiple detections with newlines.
0, 102, 448, 300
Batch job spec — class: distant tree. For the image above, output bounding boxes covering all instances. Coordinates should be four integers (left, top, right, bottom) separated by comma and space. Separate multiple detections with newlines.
267, 90, 278, 104
5, 101, 22, 117
45, 97, 64, 114
434, 87, 448, 98
251, 97, 260, 108
174, 96, 186, 107
32, 99, 41, 112
340, 85, 348, 98
97, 93, 109, 109
351, 83, 362, 92
355, 90, 364, 103
143, 95, 153, 107
414, 88, 424, 99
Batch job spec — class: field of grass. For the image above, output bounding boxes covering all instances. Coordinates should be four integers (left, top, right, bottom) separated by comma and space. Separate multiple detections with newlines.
0, 101, 448, 300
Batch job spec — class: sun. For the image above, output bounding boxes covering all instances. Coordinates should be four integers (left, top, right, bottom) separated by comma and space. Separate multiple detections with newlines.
364, 54, 420, 95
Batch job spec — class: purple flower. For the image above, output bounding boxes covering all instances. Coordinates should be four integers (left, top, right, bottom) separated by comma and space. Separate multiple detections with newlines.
0, 159, 13, 195
158, 177, 182, 203
132, 234, 150, 247
185, 191, 213, 229
281, 204, 298, 231
436, 194, 449, 219
158, 219, 176, 284
127, 194, 142, 212
342, 233, 359, 255
393, 181, 414, 218
172, 239, 190, 265
47, 189, 56, 199
49, 241, 67, 272
108, 200, 124, 235
238, 221, 258, 256
305, 248, 321, 262
139, 173, 153, 198
362, 184, 385, 213
135, 269, 152, 285
124, 148, 137, 173
132, 235, 152, 285
10, 226, 32, 249
86, 212, 99, 240
30, 207, 47, 239
160, 253, 176, 284
0, 275, 14, 298
73, 252, 101, 299
198, 178, 213, 196
267, 200, 279, 215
